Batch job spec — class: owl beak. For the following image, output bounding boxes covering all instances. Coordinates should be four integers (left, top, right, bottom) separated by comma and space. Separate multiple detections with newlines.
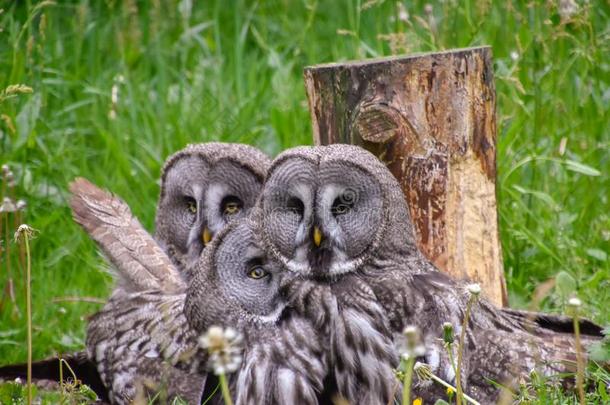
313, 226, 323, 247
202, 227, 212, 246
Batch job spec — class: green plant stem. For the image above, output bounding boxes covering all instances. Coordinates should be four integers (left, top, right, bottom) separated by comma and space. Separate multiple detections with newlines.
573, 313, 585, 405
445, 342, 458, 383
401, 356, 416, 405
428, 372, 479, 405
59, 355, 64, 402
24, 233, 32, 405
456, 298, 474, 405
219, 373, 233, 405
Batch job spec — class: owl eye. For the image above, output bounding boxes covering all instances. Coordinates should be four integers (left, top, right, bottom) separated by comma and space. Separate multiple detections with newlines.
331, 195, 354, 216
222, 196, 243, 216
247, 266, 268, 279
286, 197, 304, 216
185, 198, 197, 214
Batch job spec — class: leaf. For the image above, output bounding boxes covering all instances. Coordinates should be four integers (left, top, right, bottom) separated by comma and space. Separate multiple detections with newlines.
586, 248, 608, 261
512, 185, 559, 210
555, 271, 576, 298
433, 400, 451, 405
15, 92, 42, 149
587, 340, 610, 362
565, 160, 601, 176
600, 379, 610, 402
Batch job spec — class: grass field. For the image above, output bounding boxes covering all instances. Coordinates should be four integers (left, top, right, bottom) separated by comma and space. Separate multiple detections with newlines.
1, 0, 608, 402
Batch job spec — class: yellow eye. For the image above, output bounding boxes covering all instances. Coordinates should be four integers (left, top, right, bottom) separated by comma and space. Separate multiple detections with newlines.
187, 200, 197, 214
247, 266, 268, 279
224, 202, 241, 215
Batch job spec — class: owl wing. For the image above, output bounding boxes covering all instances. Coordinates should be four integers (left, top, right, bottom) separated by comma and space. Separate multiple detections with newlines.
87, 290, 207, 405
69, 177, 184, 293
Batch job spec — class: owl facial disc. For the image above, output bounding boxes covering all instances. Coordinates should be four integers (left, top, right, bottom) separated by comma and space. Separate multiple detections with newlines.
261, 149, 384, 278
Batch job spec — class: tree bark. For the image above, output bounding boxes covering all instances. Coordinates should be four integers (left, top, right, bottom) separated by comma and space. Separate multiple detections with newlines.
304, 46, 507, 306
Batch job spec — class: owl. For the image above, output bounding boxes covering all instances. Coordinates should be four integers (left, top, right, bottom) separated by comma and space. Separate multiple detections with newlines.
257, 144, 604, 404
257, 146, 401, 404
70, 177, 207, 404
185, 218, 327, 405
154, 142, 271, 276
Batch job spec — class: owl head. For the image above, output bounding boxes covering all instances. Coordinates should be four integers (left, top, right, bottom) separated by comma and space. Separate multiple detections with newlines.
155, 143, 271, 271
259, 144, 417, 277
185, 218, 288, 333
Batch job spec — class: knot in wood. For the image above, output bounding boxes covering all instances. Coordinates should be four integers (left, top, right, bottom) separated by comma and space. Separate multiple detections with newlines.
353, 103, 404, 143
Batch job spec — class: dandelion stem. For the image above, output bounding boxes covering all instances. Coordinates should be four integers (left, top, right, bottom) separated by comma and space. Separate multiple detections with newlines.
415, 363, 480, 405
456, 292, 477, 405
23, 231, 32, 405
401, 355, 416, 405
572, 308, 585, 405
445, 342, 458, 384
429, 372, 479, 405
219, 373, 233, 405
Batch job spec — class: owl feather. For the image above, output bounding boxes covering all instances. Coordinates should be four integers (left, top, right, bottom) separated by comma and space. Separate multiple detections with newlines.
70, 178, 206, 404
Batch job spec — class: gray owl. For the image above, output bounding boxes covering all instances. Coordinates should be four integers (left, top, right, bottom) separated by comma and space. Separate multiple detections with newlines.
70, 178, 207, 404
185, 218, 327, 405
154, 142, 271, 276
257, 144, 604, 404
257, 146, 401, 405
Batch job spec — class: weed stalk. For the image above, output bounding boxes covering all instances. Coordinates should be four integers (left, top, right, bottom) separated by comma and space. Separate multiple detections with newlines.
456, 284, 481, 405
15, 224, 36, 405
400, 326, 424, 405
568, 297, 585, 405
219, 373, 233, 405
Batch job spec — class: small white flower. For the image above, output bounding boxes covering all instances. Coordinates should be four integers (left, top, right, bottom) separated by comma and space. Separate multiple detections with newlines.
401, 325, 425, 360
510, 51, 519, 61
199, 325, 244, 376
111, 84, 119, 105
16, 199, 27, 211
403, 325, 418, 338
397, 3, 409, 22
558, 0, 579, 20
568, 297, 582, 307
14, 224, 38, 242
0, 197, 16, 213
467, 283, 481, 296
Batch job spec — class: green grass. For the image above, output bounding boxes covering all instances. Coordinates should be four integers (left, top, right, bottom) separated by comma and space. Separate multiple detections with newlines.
0, 0, 608, 402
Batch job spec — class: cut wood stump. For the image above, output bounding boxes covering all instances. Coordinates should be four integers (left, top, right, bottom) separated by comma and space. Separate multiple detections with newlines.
304, 46, 508, 306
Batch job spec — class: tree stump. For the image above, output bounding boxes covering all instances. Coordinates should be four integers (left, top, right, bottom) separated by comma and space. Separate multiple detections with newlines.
304, 46, 507, 306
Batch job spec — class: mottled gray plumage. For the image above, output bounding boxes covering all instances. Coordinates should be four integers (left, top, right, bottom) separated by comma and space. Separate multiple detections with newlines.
72, 177, 325, 405
155, 142, 270, 277
70, 178, 206, 404
258, 146, 402, 404
258, 144, 603, 404
185, 219, 327, 405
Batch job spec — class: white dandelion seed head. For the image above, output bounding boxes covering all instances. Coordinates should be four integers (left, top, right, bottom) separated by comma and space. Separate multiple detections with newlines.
199, 325, 244, 376
467, 283, 481, 296
568, 297, 582, 307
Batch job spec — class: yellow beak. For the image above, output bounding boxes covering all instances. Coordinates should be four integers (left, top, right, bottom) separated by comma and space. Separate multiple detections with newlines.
313, 226, 323, 247
202, 227, 212, 246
